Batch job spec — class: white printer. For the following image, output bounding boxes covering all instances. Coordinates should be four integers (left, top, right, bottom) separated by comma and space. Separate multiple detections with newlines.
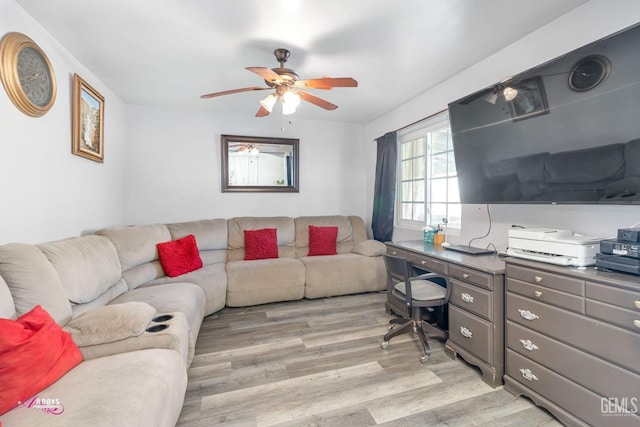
506, 228, 605, 267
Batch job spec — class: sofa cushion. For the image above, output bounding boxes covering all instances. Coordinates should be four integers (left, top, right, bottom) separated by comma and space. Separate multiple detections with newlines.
39, 235, 123, 305
0, 348, 187, 427
545, 143, 625, 184
63, 302, 157, 347
226, 258, 305, 306
0, 305, 83, 415
244, 228, 278, 260
295, 216, 356, 257
166, 218, 228, 264
0, 243, 72, 325
0, 275, 16, 320
300, 253, 387, 299
308, 225, 338, 256
227, 217, 295, 261
352, 239, 386, 257
157, 234, 203, 277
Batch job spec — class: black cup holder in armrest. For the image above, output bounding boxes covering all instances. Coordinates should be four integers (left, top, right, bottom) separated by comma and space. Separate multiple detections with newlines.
146, 324, 169, 333
152, 314, 173, 323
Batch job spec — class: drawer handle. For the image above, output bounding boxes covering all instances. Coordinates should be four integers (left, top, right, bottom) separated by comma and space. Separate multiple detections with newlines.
534, 276, 543, 283
391, 251, 397, 255
463, 273, 470, 279
534, 291, 543, 298
518, 309, 539, 321
634, 300, 640, 310
461, 293, 474, 303
519, 368, 539, 382
634, 320, 640, 329
421, 260, 427, 265
519, 339, 539, 351
460, 326, 473, 338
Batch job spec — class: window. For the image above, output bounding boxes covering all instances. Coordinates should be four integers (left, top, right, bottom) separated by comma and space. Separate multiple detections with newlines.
396, 111, 460, 230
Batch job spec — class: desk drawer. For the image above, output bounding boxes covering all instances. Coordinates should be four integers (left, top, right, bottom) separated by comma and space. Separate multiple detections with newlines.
506, 292, 640, 374
507, 264, 583, 296
507, 321, 640, 400
406, 252, 448, 275
450, 278, 493, 321
449, 304, 492, 364
386, 247, 407, 258
506, 350, 640, 427
449, 264, 492, 290
507, 277, 584, 314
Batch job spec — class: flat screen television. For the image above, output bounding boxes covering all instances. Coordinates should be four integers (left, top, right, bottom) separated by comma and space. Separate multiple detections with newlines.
449, 23, 640, 205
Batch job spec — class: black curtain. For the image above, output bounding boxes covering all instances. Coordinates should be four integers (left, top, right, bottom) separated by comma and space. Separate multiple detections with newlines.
372, 131, 397, 242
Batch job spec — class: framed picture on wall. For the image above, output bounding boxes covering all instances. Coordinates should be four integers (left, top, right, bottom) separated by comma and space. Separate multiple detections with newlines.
507, 76, 549, 122
72, 73, 104, 162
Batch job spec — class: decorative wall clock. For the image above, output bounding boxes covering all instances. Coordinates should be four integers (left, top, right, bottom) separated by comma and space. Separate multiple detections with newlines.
568, 55, 611, 92
0, 32, 57, 117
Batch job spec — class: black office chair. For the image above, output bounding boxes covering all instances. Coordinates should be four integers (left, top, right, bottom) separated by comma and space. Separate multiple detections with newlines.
381, 252, 450, 363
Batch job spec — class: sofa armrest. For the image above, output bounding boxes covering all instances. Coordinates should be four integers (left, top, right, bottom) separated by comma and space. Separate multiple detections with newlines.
352, 240, 386, 257
63, 302, 156, 347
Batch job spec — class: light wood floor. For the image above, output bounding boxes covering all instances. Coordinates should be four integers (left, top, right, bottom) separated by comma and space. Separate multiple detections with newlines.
176, 292, 561, 426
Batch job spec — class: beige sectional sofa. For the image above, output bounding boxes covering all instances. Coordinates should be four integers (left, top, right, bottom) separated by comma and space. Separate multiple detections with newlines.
0, 215, 385, 426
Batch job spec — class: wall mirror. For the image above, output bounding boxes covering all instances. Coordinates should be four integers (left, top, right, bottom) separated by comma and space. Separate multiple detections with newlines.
221, 134, 299, 192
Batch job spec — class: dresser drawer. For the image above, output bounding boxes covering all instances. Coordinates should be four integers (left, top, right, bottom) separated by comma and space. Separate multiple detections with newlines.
449, 264, 492, 290
506, 350, 640, 427
406, 252, 448, 275
586, 281, 640, 311
450, 278, 493, 321
449, 304, 492, 364
507, 321, 640, 400
507, 277, 584, 314
507, 264, 584, 296
506, 292, 640, 374
586, 299, 640, 332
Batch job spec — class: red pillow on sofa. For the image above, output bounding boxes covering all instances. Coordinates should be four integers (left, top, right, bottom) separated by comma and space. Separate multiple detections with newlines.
244, 228, 278, 260
308, 225, 339, 256
0, 305, 83, 415
157, 234, 203, 277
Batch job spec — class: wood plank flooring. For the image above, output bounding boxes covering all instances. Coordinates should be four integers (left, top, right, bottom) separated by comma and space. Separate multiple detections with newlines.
176, 292, 561, 426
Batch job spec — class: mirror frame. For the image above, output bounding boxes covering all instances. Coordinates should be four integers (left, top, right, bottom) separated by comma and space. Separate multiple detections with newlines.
221, 134, 299, 193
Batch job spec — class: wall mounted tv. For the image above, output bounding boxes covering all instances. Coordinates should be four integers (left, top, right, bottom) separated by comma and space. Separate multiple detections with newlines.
449, 23, 640, 205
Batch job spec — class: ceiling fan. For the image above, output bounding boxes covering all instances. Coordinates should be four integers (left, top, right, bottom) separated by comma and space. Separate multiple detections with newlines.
200, 48, 358, 117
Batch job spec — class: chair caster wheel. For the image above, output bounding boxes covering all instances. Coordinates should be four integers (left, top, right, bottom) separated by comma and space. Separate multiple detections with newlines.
420, 355, 429, 364
381, 341, 389, 350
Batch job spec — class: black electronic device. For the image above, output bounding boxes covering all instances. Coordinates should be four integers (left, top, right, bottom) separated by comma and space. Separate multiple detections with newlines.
443, 245, 495, 255
617, 228, 640, 243
595, 253, 640, 275
600, 238, 640, 258
448, 22, 640, 205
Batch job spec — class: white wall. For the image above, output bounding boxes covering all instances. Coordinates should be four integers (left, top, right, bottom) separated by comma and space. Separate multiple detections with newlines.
0, 0, 128, 244
365, 0, 640, 250
124, 106, 368, 226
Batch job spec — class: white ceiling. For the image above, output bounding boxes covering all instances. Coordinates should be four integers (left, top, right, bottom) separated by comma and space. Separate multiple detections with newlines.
16, 0, 587, 123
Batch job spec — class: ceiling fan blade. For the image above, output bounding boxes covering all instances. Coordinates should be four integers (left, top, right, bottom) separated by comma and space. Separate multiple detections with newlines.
297, 91, 338, 110
200, 87, 269, 99
457, 87, 494, 105
295, 77, 358, 90
246, 67, 283, 84
255, 105, 270, 117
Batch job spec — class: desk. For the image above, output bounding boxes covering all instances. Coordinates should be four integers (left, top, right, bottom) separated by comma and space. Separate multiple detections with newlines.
386, 240, 506, 387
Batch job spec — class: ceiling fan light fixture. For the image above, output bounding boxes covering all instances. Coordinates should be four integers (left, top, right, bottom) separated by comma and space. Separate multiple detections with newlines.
282, 91, 301, 115
484, 90, 498, 104
260, 94, 278, 112
503, 86, 518, 101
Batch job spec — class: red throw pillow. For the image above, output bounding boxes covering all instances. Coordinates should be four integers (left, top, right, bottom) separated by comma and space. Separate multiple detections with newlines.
308, 225, 339, 256
244, 228, 278, 260
0, 305, 83, 415
157, 234, 203, 277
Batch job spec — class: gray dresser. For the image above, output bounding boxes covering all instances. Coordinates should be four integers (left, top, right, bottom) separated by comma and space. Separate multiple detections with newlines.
385, 241, 506, 387
504, 257, 640, 427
